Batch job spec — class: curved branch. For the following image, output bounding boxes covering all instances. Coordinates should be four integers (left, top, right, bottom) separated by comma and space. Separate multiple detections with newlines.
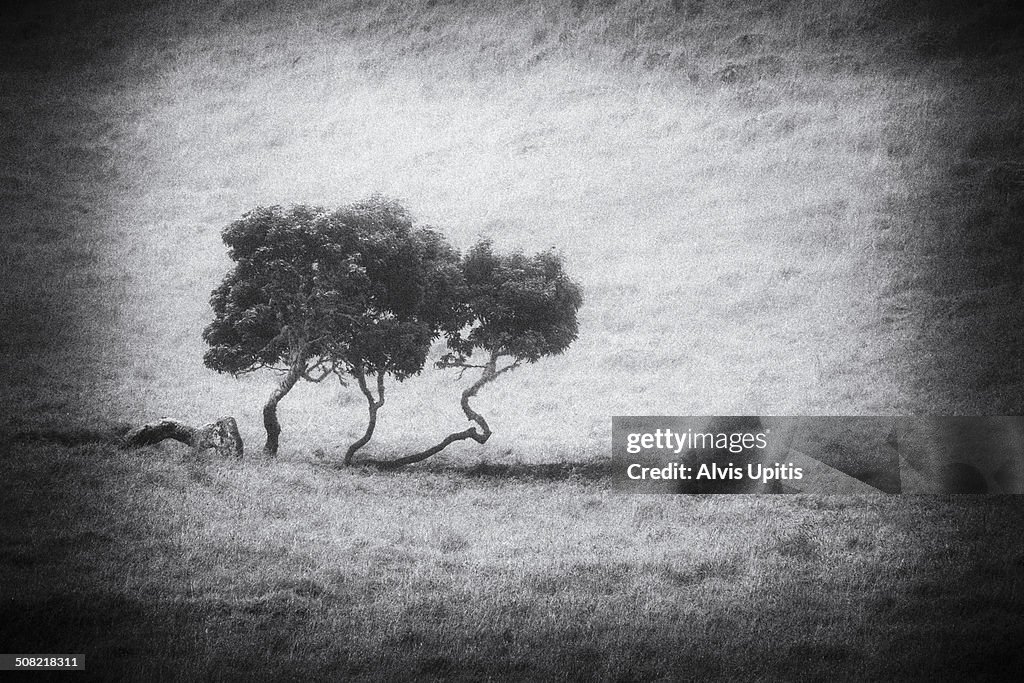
368, 351, 518, 469
263, 353, 306, 456
302, 360, 336, 383
254, 324, 293, 363
343, 368, 386, 466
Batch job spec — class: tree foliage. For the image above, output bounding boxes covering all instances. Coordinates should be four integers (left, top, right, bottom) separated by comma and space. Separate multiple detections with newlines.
371, 240, 583, 469
203, 198, 582, 465
318, 197, 467, 464
318, 198, 468, 381
445, 240, 583, 364
203, 204, 339, 377
203, 197, 467, 457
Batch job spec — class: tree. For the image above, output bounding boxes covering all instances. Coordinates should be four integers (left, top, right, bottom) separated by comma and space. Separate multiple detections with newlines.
203, 204, 357, 455
370, 240, 583, 468
203, 198, 467, 459
319, 197, 468, 465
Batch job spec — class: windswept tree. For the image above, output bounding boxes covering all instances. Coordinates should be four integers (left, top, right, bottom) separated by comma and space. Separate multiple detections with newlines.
203, 205, 358, 455
370, 240, 583, 468
321, 198, 469, 465
203, 197, 467, 459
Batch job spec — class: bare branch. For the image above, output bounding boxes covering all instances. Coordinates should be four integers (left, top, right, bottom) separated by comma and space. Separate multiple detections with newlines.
367, 350, 508, 469
302, 360, 336, 383
343, 368, 386, 465
493, 358, 522, 378
255, 324, 292, 360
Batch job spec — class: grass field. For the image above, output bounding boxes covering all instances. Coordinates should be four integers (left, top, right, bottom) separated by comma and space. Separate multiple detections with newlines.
3, 442, 1024, 680
2, 0, 1023, 679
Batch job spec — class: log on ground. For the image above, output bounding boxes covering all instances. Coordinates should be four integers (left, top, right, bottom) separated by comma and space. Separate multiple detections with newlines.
123, 416, 243, 458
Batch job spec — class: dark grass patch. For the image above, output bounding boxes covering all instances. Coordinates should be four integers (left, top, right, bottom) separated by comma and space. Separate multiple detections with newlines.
877, 43, 1023, 413
796, 496, 865, 512
290, 577, 329, 599
0, 548, 42, 569
786, 641, 855, 665
0, 594, 201, 681
434, 528, 470, 553
462, 459, 616, 482
0, 496, 1022, 680
909, 0, 1024, 60
9, 424, 131, 448
0, 528, 116, 573
658, 556, 745, 586
873, 617, 1024, 681
357, 459, 617, 484
771, 524, 820, 561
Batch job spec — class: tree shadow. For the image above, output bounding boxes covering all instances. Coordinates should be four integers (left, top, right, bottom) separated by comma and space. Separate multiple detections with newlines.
359, 459, 617, 483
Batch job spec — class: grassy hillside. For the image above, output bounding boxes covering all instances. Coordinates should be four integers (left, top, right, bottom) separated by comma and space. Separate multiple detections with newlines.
3, 443, 1024, 680
3, 0, 1020, 461
2, 1, 1023, 679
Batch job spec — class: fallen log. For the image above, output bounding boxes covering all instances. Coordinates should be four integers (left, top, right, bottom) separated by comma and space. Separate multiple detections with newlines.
123, 416, 243, 458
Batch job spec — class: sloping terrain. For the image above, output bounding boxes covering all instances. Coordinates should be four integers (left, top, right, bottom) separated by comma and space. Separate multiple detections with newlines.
3, 0, 1020, 461
1, 2, 1023, 679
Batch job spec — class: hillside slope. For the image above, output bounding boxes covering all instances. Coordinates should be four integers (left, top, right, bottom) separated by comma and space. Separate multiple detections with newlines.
2, 0, 1021, 460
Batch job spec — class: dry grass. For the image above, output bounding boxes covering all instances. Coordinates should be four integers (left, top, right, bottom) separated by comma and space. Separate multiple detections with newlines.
3, 3, 1017, 460
2, 442, 1023, 680
2, 0, 1023, 678
2, 0, 905, 453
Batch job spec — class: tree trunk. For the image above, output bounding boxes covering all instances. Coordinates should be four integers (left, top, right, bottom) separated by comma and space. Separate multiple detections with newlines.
369, 352, 513, 469
263, 358, 305, 457
123, 416, 243, 458
344, 370, 385, 466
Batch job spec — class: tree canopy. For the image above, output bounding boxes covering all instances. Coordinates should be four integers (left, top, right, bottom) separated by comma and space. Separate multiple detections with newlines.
370, 240, 584, 469
203, 204, 337, 377
203, 199, 582, 463
445, 240, 583, 365
203, 197, 468, 456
